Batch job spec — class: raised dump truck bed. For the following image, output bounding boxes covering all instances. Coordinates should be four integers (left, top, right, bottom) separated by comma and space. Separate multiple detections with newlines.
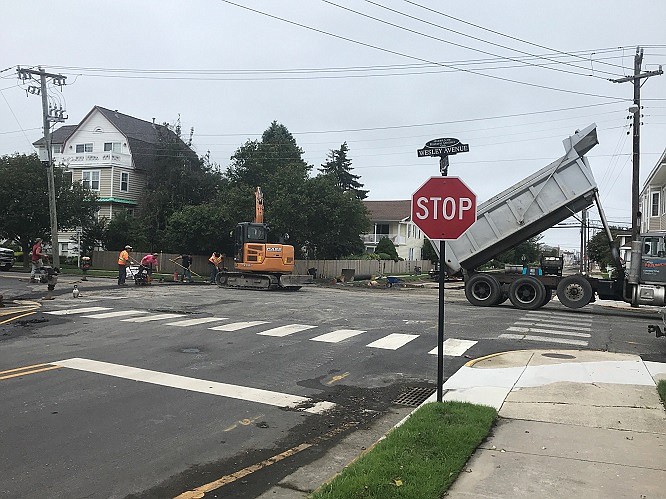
443, 123, 599, 274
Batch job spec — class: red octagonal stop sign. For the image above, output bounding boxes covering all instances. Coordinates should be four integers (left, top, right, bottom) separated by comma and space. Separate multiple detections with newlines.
411, 176, 477, 240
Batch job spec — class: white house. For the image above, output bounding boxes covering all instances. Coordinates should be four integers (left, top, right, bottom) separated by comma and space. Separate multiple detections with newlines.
34, 106, 192, 256
639, 148, 666, 233
361, 200, 425, 260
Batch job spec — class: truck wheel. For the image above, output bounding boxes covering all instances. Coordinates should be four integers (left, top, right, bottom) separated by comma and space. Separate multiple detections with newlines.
465, 274, 502, 306
541, 288, 553, 307
216, 273, 228, 288
556, 275, 592, 309
509, 277, 546, 310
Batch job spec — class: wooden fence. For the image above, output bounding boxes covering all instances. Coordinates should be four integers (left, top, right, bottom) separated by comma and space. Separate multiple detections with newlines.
92, 250, 434, 279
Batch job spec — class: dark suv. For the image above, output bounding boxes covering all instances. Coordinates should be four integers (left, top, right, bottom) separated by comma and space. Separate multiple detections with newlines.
0, 247, 15, 271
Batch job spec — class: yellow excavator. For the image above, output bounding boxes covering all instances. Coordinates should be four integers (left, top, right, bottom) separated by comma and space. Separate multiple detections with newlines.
216, 187, 313, 290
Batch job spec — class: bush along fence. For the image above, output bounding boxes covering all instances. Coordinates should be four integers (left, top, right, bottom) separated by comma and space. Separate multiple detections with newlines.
90, 251, 434, 280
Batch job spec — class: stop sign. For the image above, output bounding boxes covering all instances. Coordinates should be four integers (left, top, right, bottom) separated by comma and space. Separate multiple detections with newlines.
411, 176, 477, 240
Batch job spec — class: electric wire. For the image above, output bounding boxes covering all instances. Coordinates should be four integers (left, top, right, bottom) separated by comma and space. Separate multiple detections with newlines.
218, 0, 626, 101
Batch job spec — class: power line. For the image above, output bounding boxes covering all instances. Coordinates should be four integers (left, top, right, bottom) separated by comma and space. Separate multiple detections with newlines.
218, 0, 626, 101
401, 0, 630, 72
352, 0, 618, 78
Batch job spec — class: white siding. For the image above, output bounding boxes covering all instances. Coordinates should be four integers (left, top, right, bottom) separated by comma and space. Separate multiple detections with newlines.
62, 112, 128, 156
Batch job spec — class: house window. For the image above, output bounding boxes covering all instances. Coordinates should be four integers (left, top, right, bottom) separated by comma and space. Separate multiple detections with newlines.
126, 208, 135, 217
120, 172, 129, 192
76, 143, 93, 153
104, 142, 122, 153
375, 224, 389, 235
63, 170, 73, 185
408, 224, 412, 238
53, 144, 62, 154
82, 170, 100, 191
651, 192, 660, 217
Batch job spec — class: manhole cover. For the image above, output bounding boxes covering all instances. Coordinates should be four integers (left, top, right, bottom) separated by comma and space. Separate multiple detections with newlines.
181, 348, 200, 354
393, 387, 436, 407
541, 353, 576, 360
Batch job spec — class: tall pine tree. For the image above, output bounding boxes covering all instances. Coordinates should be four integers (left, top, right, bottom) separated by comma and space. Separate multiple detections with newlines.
319, 142, 368, 200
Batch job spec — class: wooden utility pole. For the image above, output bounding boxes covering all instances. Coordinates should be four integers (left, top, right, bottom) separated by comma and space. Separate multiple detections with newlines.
610, 48, 663, 242
17, 67, 67, 274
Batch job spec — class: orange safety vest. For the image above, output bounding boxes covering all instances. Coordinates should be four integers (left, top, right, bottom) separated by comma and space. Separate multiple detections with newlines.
209, 254, 222, 266
118, 250, 129, 265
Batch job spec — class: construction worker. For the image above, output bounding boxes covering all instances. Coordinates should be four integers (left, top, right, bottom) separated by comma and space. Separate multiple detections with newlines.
140, 253, 159, 283
175, 253, 193, 283
208, 252, 223, 284
30, 238, 48, 283
118, 245, 132, 286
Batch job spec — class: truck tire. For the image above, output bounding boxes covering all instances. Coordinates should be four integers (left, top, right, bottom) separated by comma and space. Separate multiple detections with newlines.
465, 274, 502, 306
556, 275, 593, 309
509, 277, 546, 310
541, 288, 553, 307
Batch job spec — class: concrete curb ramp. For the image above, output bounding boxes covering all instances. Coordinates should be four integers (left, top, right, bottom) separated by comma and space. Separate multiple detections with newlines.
433, 349, 666, 498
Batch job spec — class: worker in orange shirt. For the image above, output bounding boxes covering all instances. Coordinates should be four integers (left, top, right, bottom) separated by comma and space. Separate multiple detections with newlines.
208, 252, 223, 284
118, 245, 132, 286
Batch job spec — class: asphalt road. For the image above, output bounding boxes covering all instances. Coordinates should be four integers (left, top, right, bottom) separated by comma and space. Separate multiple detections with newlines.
1, 272, 664, 498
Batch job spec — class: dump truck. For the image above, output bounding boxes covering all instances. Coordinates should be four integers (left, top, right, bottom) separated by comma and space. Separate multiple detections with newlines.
433, 123, 666, 315
216, 187, 313, 290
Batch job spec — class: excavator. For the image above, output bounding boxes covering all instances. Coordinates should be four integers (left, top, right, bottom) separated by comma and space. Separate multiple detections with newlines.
216, 187, 313, 290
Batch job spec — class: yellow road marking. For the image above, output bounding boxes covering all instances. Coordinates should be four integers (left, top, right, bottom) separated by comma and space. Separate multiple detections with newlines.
223, 414, 264, 432
326, 372, 349, 385
0, 365, 61, 380
0, 363, 53, 375
0, 310, 37, 325
174, 422, 356, 499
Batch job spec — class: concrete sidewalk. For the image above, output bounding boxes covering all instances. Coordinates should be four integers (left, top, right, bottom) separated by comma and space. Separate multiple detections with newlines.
437, 350, 666, 498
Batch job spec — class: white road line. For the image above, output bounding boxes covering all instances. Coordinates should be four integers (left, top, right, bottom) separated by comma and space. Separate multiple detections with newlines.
310, 329, 366, 343
52, 358, 334, 414
81, 310, 149, 319
507, 326, 591, 338
523, 314, 592, 323
257, 324, 317, 337
120, 313, 185, 323
367, 333, 419, 350
45, 307, 112, 315
513, 321, 591, 331
164, 317, 227, 327
499, 333, 588, 347
428, 338, 478, 356
209, 321, 269, 331
525, 311, 593, 321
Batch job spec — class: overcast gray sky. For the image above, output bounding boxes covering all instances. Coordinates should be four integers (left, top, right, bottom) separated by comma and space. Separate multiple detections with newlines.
2, 1, 665, 251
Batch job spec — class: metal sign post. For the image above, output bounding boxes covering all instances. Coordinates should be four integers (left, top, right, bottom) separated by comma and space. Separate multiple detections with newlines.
413, 138, 472, 402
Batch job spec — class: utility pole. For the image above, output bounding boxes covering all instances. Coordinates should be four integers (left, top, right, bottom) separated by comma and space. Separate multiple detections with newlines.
610, 47, 663, 242
17, 67, 67, 278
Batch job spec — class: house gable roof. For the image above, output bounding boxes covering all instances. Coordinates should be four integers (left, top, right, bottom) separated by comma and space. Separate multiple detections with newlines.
32, 125, 77, 146
363, 200, 411, 222
641, 147, 666, 195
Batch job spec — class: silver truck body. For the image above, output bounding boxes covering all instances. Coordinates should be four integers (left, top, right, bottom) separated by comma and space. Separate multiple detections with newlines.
440, 123, 599, 274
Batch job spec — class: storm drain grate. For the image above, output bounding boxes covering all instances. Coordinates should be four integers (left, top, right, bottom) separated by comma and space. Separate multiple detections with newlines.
393, 387, 436, 407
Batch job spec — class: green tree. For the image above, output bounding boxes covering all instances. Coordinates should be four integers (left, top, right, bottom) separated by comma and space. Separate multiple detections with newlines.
162, 204, 233, 255
493, 235, 543, 265
139, 124, 222, 249
102, 210, 147, 252
298, 175, 369, 259
588, 226, 626, 269
422, 238, 439, 263
375, 237, 400, 261
319, 142, 368, 200
0, 153, 98, 263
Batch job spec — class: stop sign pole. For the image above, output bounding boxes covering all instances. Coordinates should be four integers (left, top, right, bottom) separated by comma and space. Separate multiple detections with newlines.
413, 145, 475, 402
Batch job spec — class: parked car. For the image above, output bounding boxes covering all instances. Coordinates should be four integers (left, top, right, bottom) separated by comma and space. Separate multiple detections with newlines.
0, 247, 15, 271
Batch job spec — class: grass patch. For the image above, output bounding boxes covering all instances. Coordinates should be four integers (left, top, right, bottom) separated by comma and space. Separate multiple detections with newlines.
658, 380, 666, 409
312, 401, 496, 499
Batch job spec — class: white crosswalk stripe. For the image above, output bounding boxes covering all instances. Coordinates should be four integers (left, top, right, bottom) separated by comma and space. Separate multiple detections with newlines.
81, 310, 149, 319
513, 321, 591, 331
310, 329, 366, 343
164, 317, 227, 327
257, 324, 317, 337
507, 326, 590, 338
367, 333, 419, 350
499, 333, 588, 347
121, 313, 185, 323
45, 307, 112, 315
428, 338, 478, 356
209, 321, 268, 331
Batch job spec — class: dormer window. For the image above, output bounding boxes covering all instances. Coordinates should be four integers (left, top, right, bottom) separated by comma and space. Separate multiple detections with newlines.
94, 127, 103, 133
76, 143, 93, 153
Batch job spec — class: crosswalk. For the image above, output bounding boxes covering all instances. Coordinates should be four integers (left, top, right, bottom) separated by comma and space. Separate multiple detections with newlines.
44, 306, 478, 357
44, 306, 599, 355
499, 310, 594, 347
